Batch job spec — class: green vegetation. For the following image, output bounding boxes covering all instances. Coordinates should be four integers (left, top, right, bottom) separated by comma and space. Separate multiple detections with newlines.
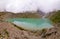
50, 10, 60, 24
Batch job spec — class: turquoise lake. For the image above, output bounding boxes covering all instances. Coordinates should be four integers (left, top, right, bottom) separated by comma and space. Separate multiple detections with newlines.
6, 18, 53, 31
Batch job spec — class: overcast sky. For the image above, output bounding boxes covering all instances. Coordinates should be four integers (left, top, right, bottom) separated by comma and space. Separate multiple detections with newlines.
0, 0, 60, 13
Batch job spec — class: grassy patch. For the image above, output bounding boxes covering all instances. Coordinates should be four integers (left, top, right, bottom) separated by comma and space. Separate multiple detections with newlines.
49, 10, 60, 24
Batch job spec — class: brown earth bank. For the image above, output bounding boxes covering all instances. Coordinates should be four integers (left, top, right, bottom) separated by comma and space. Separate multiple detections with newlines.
0, 22, 60, 39
0, 12, 60, 39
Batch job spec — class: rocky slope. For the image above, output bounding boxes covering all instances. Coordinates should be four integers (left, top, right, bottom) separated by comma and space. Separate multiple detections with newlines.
0, 11, 60, 39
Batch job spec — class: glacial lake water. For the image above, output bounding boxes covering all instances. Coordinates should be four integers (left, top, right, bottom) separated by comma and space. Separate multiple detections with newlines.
6, 18, 53, 31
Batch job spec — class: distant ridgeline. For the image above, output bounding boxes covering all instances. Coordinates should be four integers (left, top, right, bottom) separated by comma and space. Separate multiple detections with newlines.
0, 12, 43, 21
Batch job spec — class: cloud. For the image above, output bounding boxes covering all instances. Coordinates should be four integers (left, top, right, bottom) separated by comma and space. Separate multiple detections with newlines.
37, 0, 60, 13
0, 0, 60, 13
6, 0, 38, 13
